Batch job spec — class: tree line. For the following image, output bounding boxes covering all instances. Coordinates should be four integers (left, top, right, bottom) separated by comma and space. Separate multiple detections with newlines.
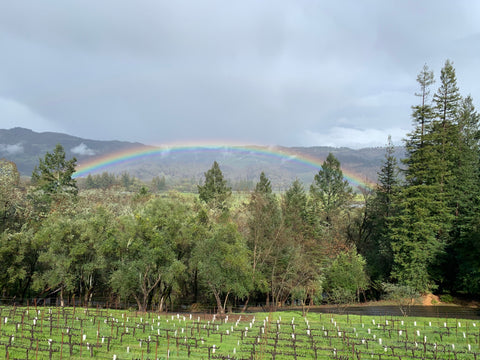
360, 60, 480, 297
0, 60, 478, 312
0, 146, 368, 312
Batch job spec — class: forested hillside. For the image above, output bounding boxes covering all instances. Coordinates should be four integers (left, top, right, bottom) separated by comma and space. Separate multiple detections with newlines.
0, 127, 401, 191
0, 127, 143, 176
0, 60, 479, 312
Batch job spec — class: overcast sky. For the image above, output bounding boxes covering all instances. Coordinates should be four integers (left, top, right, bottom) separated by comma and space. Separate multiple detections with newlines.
1, 1, 480, 148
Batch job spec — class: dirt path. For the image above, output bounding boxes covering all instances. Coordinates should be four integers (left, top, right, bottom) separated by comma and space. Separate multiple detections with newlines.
421, 293, 440, 305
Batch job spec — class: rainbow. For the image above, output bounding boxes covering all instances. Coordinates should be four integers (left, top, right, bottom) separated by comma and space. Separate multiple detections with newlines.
73, 143, 375, 189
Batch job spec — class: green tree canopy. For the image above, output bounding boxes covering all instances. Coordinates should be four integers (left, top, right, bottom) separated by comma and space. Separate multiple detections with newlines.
193, 222, 252, 314
109, 198, 190, 311
0, 159, 22, 232
0, 228, 37, 299
324, 249, 369, 304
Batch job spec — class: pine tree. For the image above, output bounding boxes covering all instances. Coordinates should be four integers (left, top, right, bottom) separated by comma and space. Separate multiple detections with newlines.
31, 144, 77, 196
444, 96, 480, 293
389, 183, 447, 292
310, 153, 353, 224
403, 64, 435, 185
376, 136, 399, 214
452, 96, 480, 229
245, 172, 281, 309
431, 59, 462, 189
281, 179, 324, 308
255, 171, 273, 194
388, 61, 480, 294
30, 144, 78, 221
198, 161, 231, 210
413, 64, 435, 147
358, 136, 399, 283
433, 60, 462, 127
389, 62, 461, 293
426, 60, 463, 289
283, 179, 308, 233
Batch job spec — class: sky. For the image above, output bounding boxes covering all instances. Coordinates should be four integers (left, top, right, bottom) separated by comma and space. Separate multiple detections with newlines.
1, 1, 480, 149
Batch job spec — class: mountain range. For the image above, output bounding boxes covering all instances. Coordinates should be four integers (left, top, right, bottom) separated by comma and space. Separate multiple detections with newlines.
0, 127, 404, 191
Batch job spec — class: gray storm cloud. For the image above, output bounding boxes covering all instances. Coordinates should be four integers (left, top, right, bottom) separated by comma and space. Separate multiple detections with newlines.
0, 0, 479, 148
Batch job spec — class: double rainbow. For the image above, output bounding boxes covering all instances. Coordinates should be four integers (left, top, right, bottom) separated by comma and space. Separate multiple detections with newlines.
73, 143, 375, 189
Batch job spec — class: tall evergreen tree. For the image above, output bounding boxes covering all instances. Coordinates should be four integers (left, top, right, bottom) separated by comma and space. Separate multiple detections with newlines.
255, 171, 273, 194
452, 96, 480, 230
404, 64, 435, 185
427, 60, 463, 288
310, 153, 353, 224
31, 144, 77, 196
30, 144, 78, 219
389, 182, 447, 293
413, 64, 435, 145
444, 96, 480, 293
431, 59, 462, 190
376, 136, 400, 215
389, 62, 460, 293
282, 178, 320, 299
433, 60, 462, 127
197, 161, 231, 210
387, 61, 480, 294
244, 172, 281, 309
358, 136, 399, 284
283, 179, 308, 234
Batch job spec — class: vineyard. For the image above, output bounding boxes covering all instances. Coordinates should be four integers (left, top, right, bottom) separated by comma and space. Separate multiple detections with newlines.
0, 306, 480, 359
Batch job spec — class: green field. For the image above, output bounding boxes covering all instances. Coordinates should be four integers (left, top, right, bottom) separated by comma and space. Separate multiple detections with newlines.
0, 306, 479, 359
